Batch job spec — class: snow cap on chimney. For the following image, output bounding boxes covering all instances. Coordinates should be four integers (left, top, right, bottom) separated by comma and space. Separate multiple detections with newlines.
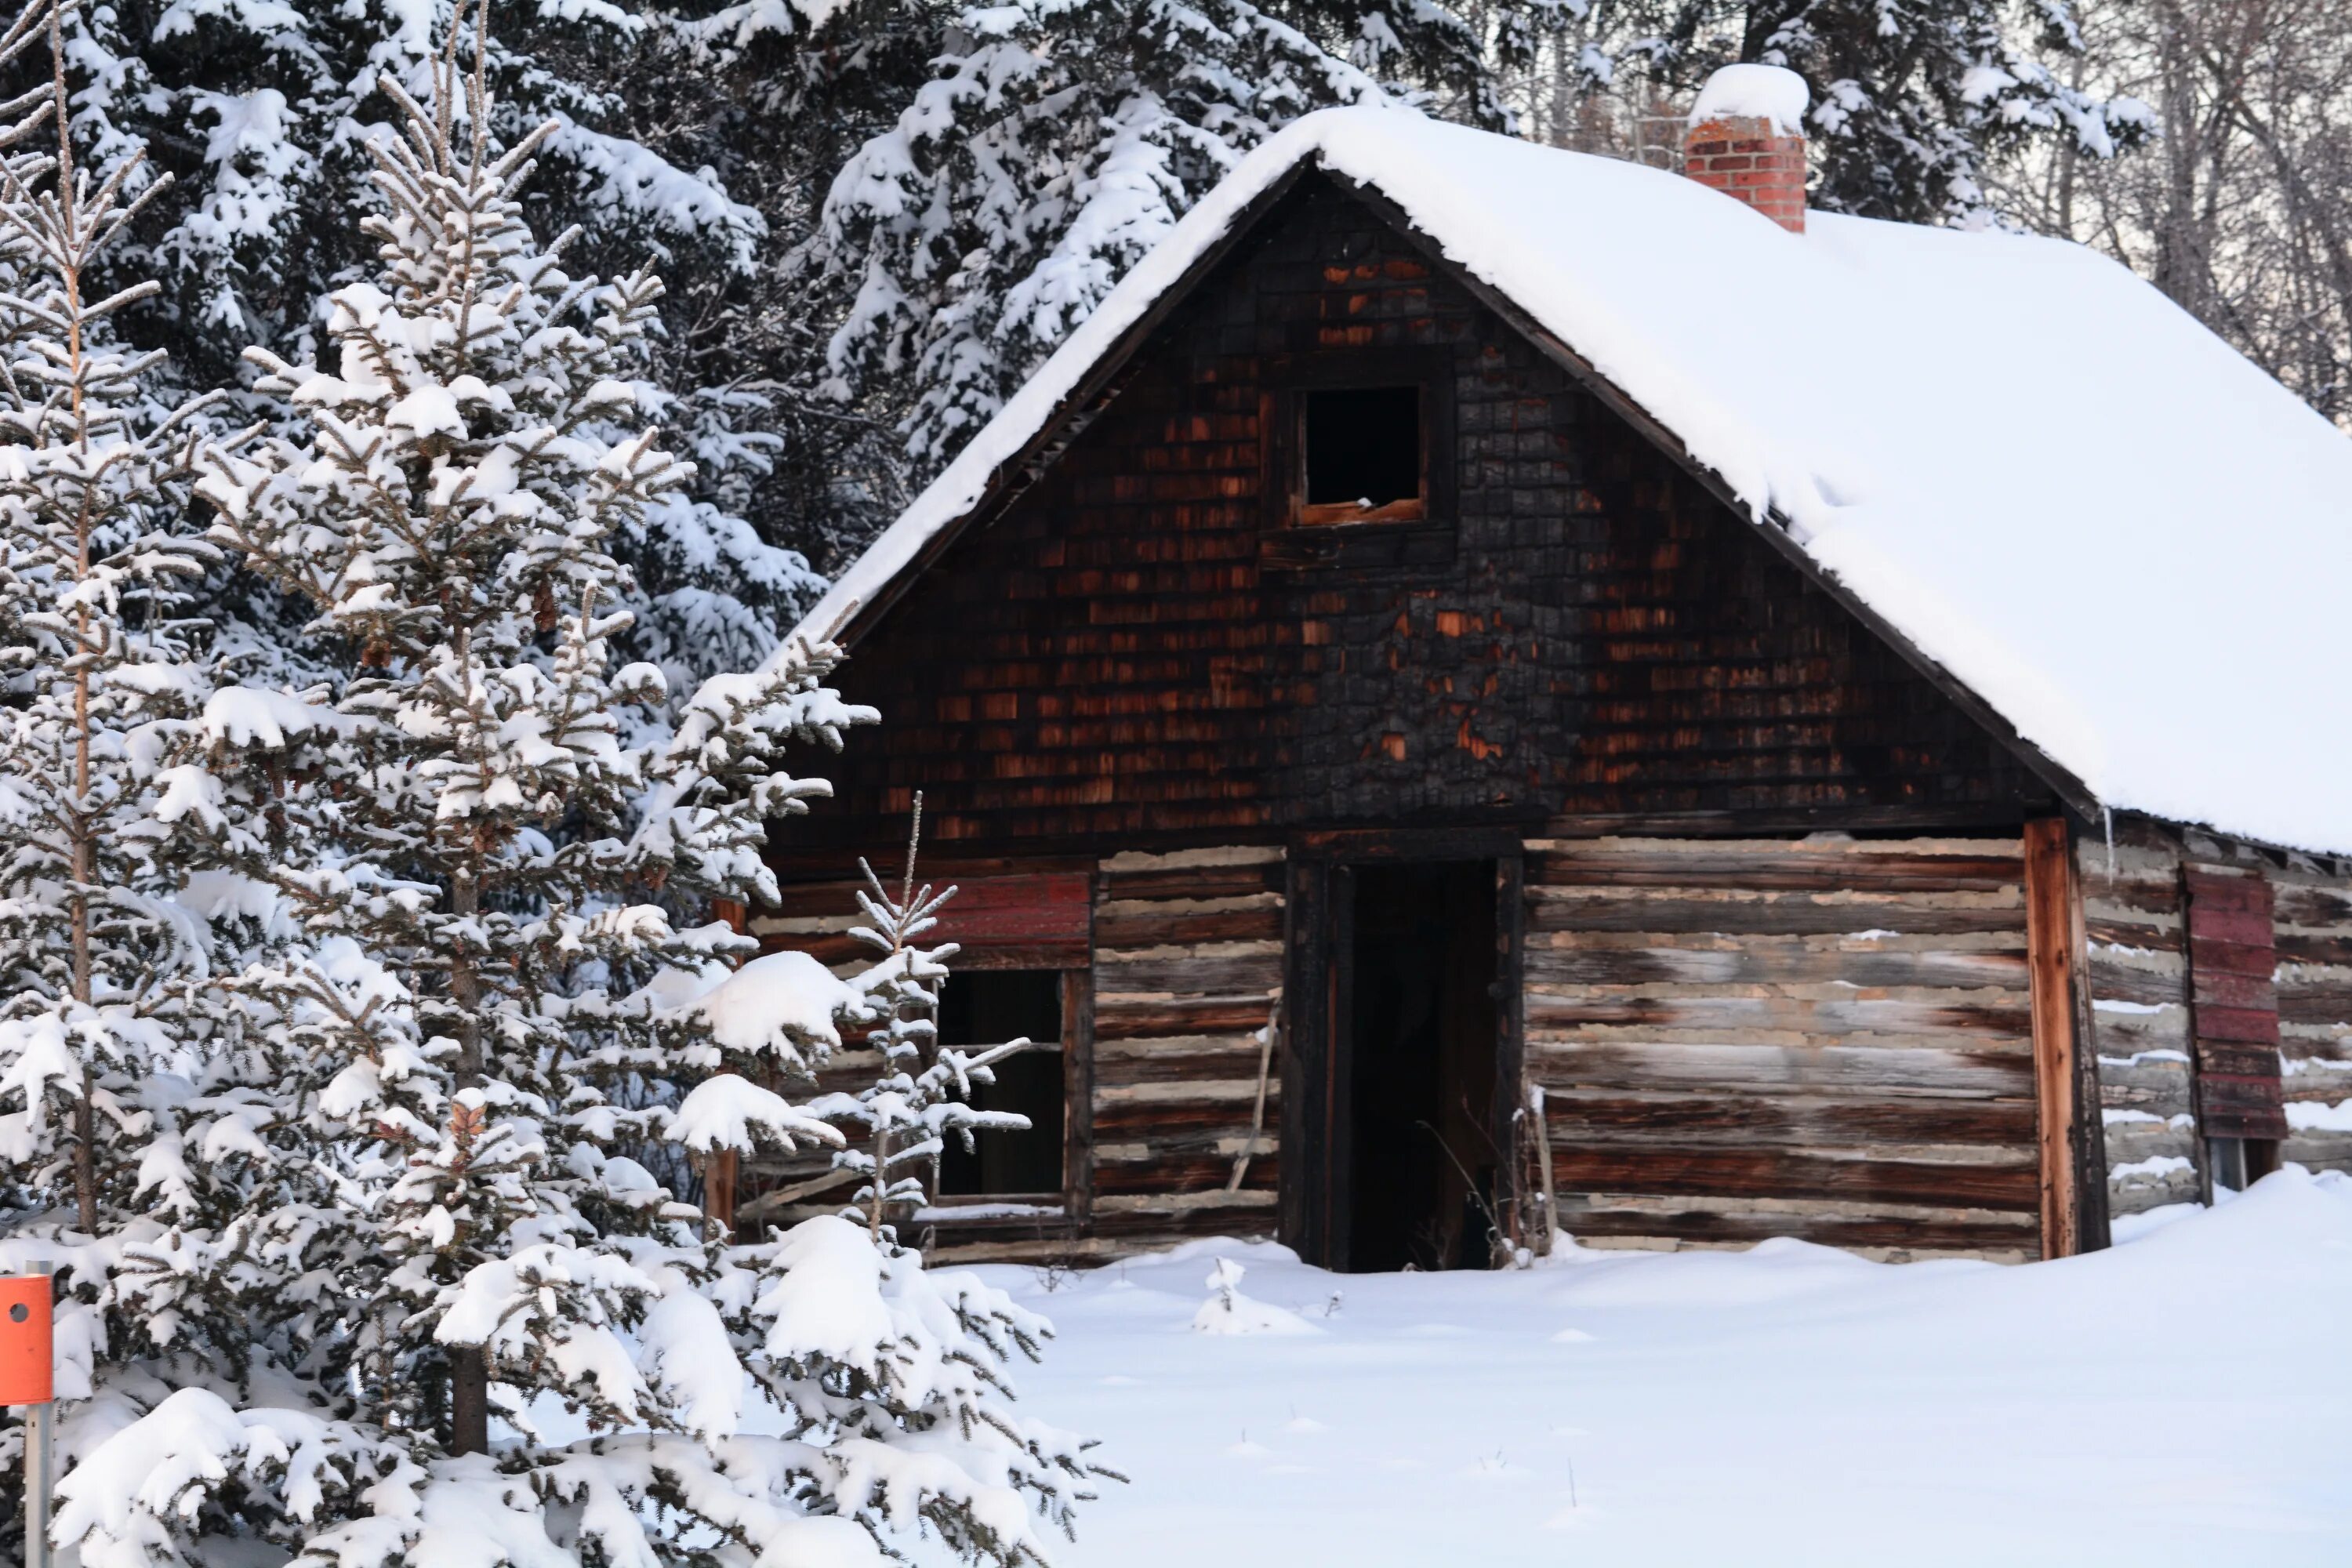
1685, 64, 1810, 234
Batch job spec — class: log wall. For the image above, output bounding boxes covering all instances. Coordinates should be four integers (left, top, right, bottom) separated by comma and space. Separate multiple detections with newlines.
1087, 846, 1286, 1255
1523, 834, 2043, 1261
2074, 823, 2204, 1215
2077, 822, 2352, 1210
2272, 857, 2352, 1174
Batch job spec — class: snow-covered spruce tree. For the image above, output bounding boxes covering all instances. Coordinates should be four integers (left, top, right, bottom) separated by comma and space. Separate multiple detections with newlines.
59, 24, 1101, 1563
0, 0, 826, 709
811, 0, 1568, 476
0, 2, 345, 1552
1558, 0, 2152, 223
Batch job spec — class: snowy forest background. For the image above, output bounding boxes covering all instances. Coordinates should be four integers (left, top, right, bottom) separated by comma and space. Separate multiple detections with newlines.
0, 0, 2344, 1561
30, 0, 2352, 684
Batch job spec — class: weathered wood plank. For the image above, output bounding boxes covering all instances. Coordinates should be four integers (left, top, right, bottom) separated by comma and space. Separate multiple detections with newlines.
1093, 907, 1285, 948
1526, 941, 2027, 991
1094, 996, 1279, 1039
1526, 887, 2024, 938
1529, 840, 2024, 894
1094, 1046, 1279, 1087
1523, 990, 2031, 1041
2183, 865, 2288, 1142
1541, 1088, 2035, 1149
2023, 815, 2095, 1258
1094, 1152, 1281, 1196
1092, 1098, 1272, 1138
1548, 1202, 2034, 1256
1528, 1039, 2034, 1097
1548, 1146, 2040, 1210
1093, 947, 1282, 998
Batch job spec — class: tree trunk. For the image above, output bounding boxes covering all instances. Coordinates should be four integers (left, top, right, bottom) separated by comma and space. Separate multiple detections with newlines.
447, 864, 490, 1457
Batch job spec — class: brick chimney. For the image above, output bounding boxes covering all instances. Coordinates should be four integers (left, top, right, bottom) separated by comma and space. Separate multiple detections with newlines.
1683, 64, 1810, 234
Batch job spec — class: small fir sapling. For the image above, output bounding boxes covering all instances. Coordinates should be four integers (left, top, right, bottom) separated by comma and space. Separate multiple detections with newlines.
811, 794, 1037, 1243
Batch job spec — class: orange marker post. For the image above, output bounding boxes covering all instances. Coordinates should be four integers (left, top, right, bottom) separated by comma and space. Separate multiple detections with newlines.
2, 1272, 54, 1568
0, 1273, 53, 1403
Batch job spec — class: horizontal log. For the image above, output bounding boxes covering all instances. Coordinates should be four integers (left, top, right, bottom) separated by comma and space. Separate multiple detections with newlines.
1101, 862, 1283, 902
2093, 1053, 2194, 1116
1528, 1040, 2034, 1098
2085, 916, 2183, 955
1525, 942, 2027, 992
1525, 991, 2031, 1043
1094, 950, 1281, 998
2272, 883, 2352, 927
2273, 933, 2352, 967
1527, 888, 2023, 938
2281, 1128, 2352, 1175
1094, 1046, 1274, 1087
2082, 953, 2187, 1009
1529, 844, 2022, 895
1093, 1099, 1272, 1139
1549, 1204, 2035, 1256
2085, 1004, 2190, 1057
1541, 1088, 2035, 1150
1094, 908, 1284, 948
1087, 1196, 1281, 1243
1094, 1152, 1279, 1196
1548, 1146, 2040, 1210
1095, 996, 1277, 1039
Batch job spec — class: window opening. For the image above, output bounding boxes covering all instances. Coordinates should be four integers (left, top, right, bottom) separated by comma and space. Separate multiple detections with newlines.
936, 970, 1065, 1199
2206, 1135, 2279, 1196
1300, 385, 1424, 524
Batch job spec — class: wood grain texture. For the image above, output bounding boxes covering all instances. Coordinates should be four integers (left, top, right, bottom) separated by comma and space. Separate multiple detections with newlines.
1523, 834, 2041, 1257
2271, 856, 2352, 1175
2074, 822, 2202, 1214
2023, 816, 2097, 1258
2183, 864, 2288, 1142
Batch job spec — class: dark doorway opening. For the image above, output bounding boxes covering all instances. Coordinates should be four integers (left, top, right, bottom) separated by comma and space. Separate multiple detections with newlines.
1345, 860, 1498, 1272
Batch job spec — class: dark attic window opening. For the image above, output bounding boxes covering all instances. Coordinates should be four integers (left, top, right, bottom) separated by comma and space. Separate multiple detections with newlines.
935, 969, 1066, 1202
1300, 385, 1425, 524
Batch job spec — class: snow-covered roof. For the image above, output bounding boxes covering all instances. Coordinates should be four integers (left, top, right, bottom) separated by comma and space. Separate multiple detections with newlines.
793, 106, 2352, 855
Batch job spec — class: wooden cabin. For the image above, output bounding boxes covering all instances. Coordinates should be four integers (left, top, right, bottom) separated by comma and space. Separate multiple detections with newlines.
738, 72, 2352, 1269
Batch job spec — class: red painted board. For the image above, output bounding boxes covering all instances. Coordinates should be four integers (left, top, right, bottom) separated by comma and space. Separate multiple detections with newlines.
931, 873, 1092, 959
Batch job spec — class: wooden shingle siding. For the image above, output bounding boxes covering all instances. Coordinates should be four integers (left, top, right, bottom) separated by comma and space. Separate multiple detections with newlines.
786, 176, 2056, 860
1522, 836, 2042, 1261
1088, 846, 1285, 1252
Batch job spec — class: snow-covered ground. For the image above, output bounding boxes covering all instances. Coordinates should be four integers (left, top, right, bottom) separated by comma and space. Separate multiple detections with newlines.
971, 1170, 2352, 1567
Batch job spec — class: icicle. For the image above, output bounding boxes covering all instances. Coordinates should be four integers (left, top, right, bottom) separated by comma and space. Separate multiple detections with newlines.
2103, 804, 2116, 884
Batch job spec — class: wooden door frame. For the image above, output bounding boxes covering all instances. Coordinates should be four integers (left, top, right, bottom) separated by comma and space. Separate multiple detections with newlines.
2022, 815, 2111, 1258
1279, 826, 1526, 1269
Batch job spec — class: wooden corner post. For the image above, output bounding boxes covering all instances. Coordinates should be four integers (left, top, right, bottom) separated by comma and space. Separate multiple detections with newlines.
2022, 817, 2107, 1258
